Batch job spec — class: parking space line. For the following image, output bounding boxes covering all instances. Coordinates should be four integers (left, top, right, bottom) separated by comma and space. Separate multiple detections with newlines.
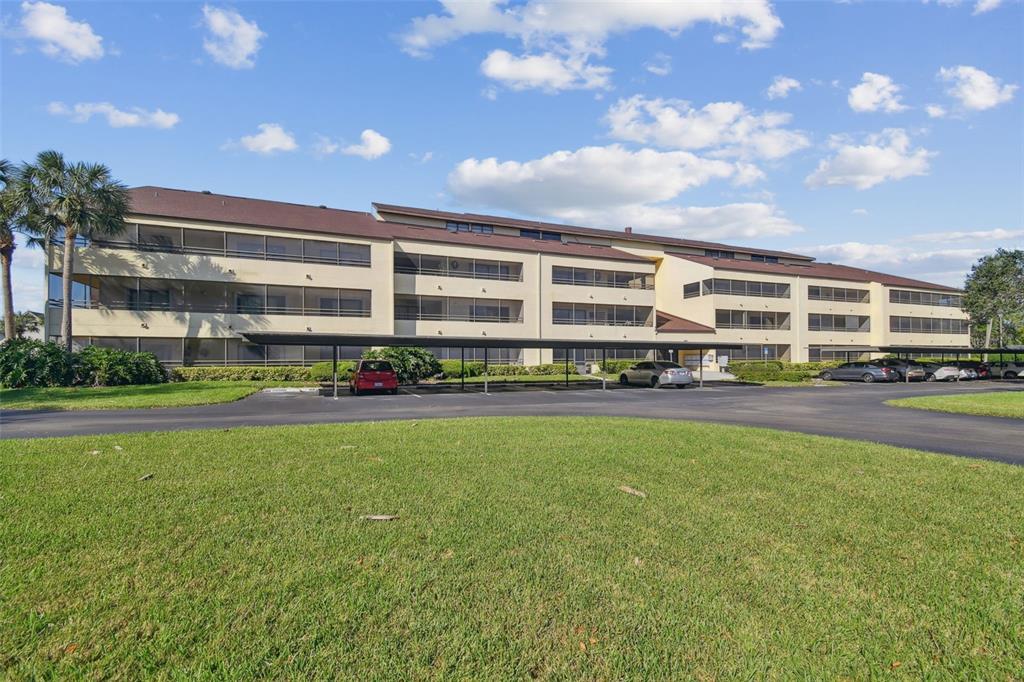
400, 388, 423, 399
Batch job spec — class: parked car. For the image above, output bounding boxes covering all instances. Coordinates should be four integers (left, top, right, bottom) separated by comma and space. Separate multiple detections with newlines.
988, 361, 1024, 379
959, 367, 979, 381
819, 362, 898, 383
349, 359, 399, 395
921, 363, 960, 382
619, 361, 694, 388
954, 360, 991, 379
875, 358, 926, 381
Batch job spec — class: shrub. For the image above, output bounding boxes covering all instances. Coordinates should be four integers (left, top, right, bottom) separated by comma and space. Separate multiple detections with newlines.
77, 345, 167, 387
308, 361, 355, 382
170, 366, 313, 382
599, 359, 637, 375
362, 347, 441, 385
486, 364, 528, 376
0, 339, 76, 388
439, 360, 485, 378
525, 363, 567, 376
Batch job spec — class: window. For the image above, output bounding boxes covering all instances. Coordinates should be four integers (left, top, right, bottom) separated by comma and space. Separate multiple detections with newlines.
183, 229, 225, 254
889, 289, 963, 308
394, 252, 523, 281
340, 243, 371, 265
715, 309, 790, 330
705, 249, 735, 259
721, 345, 791, 361
520, 228, 562, 241
808, 285, 870, 303
809, 346, 870, 362
700, 278, 790, 298
750, 254, 779, 263
226, 233, 265, 257
303, 240, 337, 264
683, 282, 701, 299
138, 225, 182, 250
808, 314, 870, 332
428, 347, 524, 364
551, 266, 653, 289
140, 338, 182, 364
266, 236, 303, 261
889, 316, 969, 334
551, 303, 652, 326
394, 295, 522, 322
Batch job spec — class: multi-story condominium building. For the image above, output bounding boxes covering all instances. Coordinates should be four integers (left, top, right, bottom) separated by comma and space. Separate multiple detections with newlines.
44, 187, 970, 368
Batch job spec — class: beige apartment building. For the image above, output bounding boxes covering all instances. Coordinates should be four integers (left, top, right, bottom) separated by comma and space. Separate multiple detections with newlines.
44, 187, 970, 368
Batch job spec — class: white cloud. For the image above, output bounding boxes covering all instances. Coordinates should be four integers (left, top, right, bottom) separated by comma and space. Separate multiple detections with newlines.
228, 123, 297, 154
47, 101, 180, 129
938, 65, 1017, 111
906, 228, 1024, 242
805, 129, 934, 190
7, 235, 47, 314
973, 0, 1002, 13
409, 151, 434, 164
201, 5, 265, 69
766, 75, 801, 100
852, 208, 869, 216
799, 241, 999, 287
848, 72, 908, 113
445, 143, 801, 239
605, 96, 810, 161
644, 52, 672, 77
341, 129, 392, 160
20, 1, 103, 63
480, 49, 610, 92
481, 86, 498, 101
400, 1, 781, 91
925, 104, 947, 118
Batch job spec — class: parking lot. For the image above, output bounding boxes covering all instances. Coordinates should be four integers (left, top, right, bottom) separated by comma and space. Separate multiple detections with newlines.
3, 379, 1021, 464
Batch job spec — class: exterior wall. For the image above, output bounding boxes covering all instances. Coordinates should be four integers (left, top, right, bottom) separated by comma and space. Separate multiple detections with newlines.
47, 207, 970, 368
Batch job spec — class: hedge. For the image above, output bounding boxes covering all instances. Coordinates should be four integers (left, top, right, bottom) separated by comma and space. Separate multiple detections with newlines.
599, 360, 637, 374
0, 339, 167, 388
308, 361, 355, 382
728, 360, 843, 383
170, 366, 313, 382
439, 360, 485, 378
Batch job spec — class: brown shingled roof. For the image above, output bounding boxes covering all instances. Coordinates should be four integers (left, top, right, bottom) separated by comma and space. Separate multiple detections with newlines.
656, 310, 716, 334
670, 253, 960, 292
373, 202, 813, 261
127, 187, 649, 264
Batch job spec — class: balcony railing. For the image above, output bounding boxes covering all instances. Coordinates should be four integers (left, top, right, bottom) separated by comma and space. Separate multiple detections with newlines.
552, 318, 650, 327
49, 299, 371, 317
551, 276, 654, 290
395, 311, 522, 323
394, 265, 522, 282
60, 238, 372, 268
807, 324, 869, 332
716, 322, 791, 330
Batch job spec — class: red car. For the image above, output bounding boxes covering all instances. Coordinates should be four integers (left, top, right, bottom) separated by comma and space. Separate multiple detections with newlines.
349, 359, 399, 395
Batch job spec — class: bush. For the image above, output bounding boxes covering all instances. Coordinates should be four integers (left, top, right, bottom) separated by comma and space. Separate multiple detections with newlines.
0, 339, 167, 388
170, 366, 313, 382
439, 360, 485, 378
0, 339, 76, 388
728, 360, 841, 383
599, 359, 637, 375
362, 347, 441, 385
308, 361, 355, 382
486, 364, 528, 376
77, 345, 167, 387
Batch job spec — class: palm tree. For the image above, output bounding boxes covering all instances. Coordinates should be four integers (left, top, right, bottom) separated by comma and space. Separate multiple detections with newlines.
19, 151, 129, 351
0, 159, 25, 340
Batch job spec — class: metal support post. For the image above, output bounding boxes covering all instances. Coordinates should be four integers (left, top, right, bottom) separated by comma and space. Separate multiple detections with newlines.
332, 344, 338, 399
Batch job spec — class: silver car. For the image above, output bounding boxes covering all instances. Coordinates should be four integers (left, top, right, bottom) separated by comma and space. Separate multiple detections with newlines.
619, 361, 695, 388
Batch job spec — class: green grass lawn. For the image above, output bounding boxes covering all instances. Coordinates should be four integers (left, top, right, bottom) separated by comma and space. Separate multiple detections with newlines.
1, 417, 1021, 679
887, 390, 1024, 419
0, 381, 311, 411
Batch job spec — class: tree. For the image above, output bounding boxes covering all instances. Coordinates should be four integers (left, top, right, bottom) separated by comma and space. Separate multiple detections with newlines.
14, 311, 42, 338
19, 151, 129, 351
961, 249, 1024, 352
0, 159, 25, 340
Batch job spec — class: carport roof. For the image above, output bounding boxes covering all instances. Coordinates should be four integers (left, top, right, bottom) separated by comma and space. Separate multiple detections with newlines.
241, 332, 741, 351
879, 346, 1011, 354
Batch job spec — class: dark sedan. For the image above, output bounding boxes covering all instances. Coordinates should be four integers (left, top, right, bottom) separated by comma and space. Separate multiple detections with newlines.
820, 362, 898, 383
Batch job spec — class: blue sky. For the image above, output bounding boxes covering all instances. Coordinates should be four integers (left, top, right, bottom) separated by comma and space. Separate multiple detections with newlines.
2, 0, 1022, 311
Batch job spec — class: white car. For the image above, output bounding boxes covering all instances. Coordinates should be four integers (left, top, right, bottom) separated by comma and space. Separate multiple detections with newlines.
922, 363, 960, 382
619, 361, 695, 388
989, 361, 1023, 379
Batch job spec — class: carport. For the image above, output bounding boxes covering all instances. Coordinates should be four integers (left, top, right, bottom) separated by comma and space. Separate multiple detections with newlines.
242, 332, 742, 397
881, 345, 1024, 380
